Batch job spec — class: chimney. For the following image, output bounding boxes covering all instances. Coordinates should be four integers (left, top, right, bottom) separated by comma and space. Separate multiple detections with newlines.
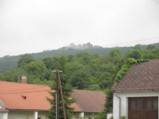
18, 75, 27, 83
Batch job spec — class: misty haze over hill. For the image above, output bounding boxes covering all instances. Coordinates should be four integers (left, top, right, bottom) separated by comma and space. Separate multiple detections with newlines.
61, 42, 102, 50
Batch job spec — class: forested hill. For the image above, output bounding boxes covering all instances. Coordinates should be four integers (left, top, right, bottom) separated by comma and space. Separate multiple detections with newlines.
0, 42, 159, 72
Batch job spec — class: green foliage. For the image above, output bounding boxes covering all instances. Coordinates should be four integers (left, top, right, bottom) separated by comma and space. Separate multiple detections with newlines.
115, 58, 136, 82
110, 116, 114, 119
42, 57, 55, 70
18, 54, 35, 67
48, 85, 56, 119
0, 43, 158, 118
115, 58, 147, 82
0, 43, 159, 72
24, 61, 47, 77
66, 59, 96, 89
0, 55, 19, 72
0, 67, 27, 82
70, 70, 91, 89
76, 52, 93, 65
146, 44, 156, 50
100, 89, 113, 119
125, 50, 141, 59
0, 45, 157, 90
121, 116, 126, 119
99, 72, 114, 89
48, 56, 74, 119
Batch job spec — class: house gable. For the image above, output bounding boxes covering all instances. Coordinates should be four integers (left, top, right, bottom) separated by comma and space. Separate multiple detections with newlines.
112, 59, 159, 92
72, 90, 105, 113
112, 59, 159, 119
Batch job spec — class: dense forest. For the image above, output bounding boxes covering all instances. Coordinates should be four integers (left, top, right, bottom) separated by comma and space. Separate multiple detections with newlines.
0, 43, 159, 119
0, 42, 159, 72
0, 43, 159, 91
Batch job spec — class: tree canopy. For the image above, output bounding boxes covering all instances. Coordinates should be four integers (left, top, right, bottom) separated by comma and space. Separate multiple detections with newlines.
0, 44, 159, 119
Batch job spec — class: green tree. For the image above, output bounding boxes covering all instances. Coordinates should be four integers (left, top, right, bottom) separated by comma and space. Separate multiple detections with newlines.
99, 72, 113, 89
18, 54, 35, 67
125, 50, 141, 59
42, 57, 54, 70
48, 56, 74, 119
109, 48, 123, 71
0, 67, 27, 82
100, 89, 113, 119
76, 52, 93, 65
66, 61, 91, 89
134, 44, 141, 50
24, 61, 47, 78
141, 45, 159, 59
142, 50, 157, 59
146, 44, 156, 50
71, 70, 90, 89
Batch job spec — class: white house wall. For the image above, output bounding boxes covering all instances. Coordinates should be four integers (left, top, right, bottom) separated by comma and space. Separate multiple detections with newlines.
0, 112, 8, 119
72, 112, 98, 119
113, 91, 159, 119
113, 94, 120, 119
7, 110, 98, 119
8, 110, 48, 119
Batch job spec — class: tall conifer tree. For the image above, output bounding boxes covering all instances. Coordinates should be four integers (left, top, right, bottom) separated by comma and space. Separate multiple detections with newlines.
48, 56, 74, 119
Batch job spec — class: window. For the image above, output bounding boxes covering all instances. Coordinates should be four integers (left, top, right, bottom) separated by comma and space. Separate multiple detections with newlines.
147, 100, 158, 110
131, 100, 142, 109
153, 100, 158, 109
147, 100, 153, 109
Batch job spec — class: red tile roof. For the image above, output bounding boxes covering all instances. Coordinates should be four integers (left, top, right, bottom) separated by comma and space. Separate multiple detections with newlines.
0, 81, 82, 112
69, 102, 82, 112
0, 81, 105, 113
0, 108, 8, 112
0, 81, 52, 111
72, 90, 105, 112
112, 59, 159, 92
0, 101, 7, 112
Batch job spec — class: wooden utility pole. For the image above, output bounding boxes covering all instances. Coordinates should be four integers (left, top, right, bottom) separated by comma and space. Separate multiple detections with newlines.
55, 70, 60, 119
53, 70, 67, 119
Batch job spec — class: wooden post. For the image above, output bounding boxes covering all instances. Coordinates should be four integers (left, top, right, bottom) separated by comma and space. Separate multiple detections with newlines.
55, 70, 59, 119
53, 70, 67, 119
57, 70, 67, 119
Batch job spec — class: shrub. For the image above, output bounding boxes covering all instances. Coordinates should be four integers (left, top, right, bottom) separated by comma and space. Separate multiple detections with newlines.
121, 116, 126, 119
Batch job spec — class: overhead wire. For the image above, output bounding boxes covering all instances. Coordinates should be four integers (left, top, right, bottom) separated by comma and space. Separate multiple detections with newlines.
149, 0, 159, 5
104, 36, 159, 47
0, 87, 53, 95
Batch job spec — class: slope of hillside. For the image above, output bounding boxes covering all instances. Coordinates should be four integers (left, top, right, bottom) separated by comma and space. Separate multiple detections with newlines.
0, 42, 158, 72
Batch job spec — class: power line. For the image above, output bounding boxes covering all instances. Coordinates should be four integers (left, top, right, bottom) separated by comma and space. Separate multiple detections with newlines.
104, 36, 159, 47
149, 0, 159, 5
0, 88, 52, 95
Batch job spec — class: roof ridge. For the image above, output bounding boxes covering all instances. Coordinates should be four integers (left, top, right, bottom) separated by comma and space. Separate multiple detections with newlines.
73, 89, 104, 93
0, 81, 49, 87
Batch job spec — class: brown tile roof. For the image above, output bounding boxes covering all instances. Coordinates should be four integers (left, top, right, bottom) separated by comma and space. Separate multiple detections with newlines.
0, 81, 105, 113
72, 89, 105, 113
112, 59, 159, 92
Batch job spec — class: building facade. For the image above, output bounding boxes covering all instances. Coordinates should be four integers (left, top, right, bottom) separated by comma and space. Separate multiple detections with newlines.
112, 60, 159, 119
0, 81, 105, 119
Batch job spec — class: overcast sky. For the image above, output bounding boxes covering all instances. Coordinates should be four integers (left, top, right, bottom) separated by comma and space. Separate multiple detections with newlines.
0, 0, 159, 57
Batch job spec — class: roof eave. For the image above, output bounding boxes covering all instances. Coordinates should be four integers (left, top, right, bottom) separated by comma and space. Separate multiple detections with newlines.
114, 88, 159, 93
